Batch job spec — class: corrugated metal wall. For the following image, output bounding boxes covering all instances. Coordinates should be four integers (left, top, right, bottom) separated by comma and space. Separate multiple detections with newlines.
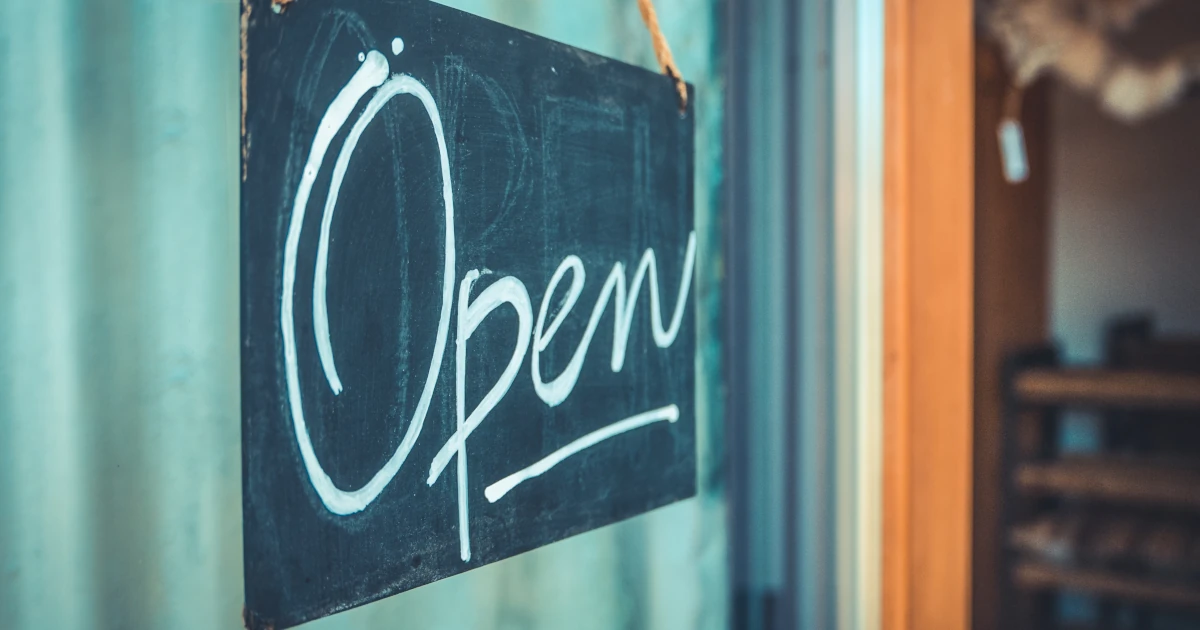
0, 0, 725, 627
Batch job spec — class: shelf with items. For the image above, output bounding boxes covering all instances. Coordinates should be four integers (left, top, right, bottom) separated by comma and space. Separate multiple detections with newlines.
1014, 456, 1200, 511
1009, 508, 1200, 577
1013, 561, 1200, 610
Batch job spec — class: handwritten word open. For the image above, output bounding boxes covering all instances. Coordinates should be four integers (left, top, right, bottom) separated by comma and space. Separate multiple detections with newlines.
281, 48, 695, 562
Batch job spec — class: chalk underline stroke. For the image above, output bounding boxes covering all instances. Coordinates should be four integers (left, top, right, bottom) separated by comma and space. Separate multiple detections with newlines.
484, 404, 680, 502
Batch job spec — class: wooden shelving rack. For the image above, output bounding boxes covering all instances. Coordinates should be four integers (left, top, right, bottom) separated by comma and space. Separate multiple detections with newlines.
1001, 321, 1200, 629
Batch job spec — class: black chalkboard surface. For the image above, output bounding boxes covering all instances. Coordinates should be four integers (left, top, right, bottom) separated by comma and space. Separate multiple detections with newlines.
240, 0, 696, 627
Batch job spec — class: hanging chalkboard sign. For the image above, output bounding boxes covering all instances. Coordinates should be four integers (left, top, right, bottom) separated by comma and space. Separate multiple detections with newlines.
240, 0, 695, 626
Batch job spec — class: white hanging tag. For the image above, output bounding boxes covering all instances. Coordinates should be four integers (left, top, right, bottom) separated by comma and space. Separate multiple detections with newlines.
998, 118, 1029, 184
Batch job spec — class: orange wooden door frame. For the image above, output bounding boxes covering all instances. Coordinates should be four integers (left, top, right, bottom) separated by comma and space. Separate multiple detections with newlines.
883, 1, 975, 629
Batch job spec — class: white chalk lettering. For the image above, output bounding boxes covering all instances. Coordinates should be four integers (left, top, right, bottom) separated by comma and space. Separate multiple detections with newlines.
531, 233, 697, 407
282, 50, 457, 517
426, 271, 533, 561
282, 46, 693, 559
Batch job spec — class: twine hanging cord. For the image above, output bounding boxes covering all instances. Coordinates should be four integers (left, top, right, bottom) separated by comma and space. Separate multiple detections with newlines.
637, 0, 688, 110
1003, 81, 1024, 122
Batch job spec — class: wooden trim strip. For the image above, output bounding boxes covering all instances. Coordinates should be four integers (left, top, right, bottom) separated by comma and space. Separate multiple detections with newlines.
883, 0, 912, 625
884, 1, 975, 629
